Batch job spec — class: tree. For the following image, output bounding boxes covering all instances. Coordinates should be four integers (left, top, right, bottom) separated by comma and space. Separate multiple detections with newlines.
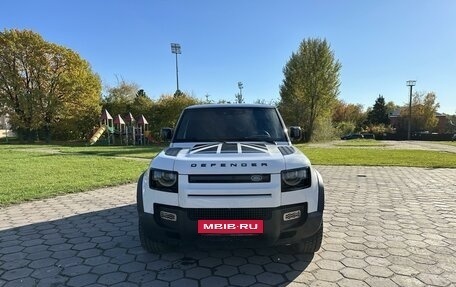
0, 29, 101, 141
149, 93, 200, 136
399, 92, 440, 132
414, 92, 439, 131
102, 83, 155, 122
173, 89, 183, 97
332, 100, 365, 127
331, 100, 366, 136
217, 99, 231, 104
102, 79, 139, 116
136, 89, 147, 98
385, 101, 399, 117
367, 95, 389, 125
278, 38, 341, 142
130, 89, 154, 119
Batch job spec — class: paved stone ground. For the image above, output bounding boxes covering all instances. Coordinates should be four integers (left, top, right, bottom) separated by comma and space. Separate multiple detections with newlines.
1, 166, 455, 287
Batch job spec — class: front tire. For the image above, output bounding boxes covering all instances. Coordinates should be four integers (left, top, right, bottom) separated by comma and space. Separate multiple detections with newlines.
138, 219, 173, 253
292, 223, 323, 254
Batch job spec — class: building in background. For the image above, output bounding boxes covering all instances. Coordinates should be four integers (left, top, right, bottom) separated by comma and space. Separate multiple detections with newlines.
389, 109, 449, 134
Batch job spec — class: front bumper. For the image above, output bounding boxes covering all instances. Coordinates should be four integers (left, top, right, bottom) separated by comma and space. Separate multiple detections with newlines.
138, 203, 323, 247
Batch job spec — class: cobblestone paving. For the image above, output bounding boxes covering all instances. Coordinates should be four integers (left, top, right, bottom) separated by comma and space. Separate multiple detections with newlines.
1, 166, 455, 287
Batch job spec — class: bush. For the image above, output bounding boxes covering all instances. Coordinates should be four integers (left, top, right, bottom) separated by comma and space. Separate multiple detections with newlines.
362, 124, 394, 139
334, 121, 356, 137
311, 118, 338, 142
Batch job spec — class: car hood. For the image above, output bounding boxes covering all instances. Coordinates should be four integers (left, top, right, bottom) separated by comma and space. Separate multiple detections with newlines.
151, 142, 311, 174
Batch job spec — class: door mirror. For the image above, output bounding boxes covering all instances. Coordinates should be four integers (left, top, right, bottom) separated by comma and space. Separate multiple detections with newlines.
161, 128, 173, 141
289, 126, 302, 141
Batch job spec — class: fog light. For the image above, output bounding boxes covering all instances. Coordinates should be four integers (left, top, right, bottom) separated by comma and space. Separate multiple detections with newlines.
160, 211, 177, 222
283, 210, 301, 221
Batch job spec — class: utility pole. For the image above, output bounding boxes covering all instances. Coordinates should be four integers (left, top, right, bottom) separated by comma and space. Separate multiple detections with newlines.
171, 43, 181, 96
406, 80, 416, 140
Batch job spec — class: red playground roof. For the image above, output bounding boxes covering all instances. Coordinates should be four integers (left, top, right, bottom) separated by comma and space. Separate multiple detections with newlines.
113, 114, 125, 125
137, 114, 149, 125
100, 109, 113, 120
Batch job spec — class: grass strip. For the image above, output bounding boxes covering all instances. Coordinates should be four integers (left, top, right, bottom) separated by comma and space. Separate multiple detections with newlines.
298, 146, 456, 168
0, 149, 148, 206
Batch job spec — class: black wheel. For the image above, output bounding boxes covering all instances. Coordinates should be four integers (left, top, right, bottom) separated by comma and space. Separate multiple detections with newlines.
292, 223, 323, 254
138, 219, 172, 254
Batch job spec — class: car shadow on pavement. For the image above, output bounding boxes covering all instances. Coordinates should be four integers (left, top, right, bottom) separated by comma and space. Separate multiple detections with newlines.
0, 204, 314, 287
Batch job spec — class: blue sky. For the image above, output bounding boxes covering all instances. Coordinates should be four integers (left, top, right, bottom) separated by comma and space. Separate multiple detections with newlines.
2, 0, 455, 114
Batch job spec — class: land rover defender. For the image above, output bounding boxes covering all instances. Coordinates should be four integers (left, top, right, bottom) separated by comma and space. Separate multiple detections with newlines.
137, 104, 324, 253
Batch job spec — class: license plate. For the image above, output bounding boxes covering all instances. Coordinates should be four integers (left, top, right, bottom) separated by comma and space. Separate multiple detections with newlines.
198, 220, 263, 234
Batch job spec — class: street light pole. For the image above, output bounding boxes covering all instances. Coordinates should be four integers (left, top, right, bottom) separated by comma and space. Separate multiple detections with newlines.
406, 80, 416, 140
170, 43, 181, 96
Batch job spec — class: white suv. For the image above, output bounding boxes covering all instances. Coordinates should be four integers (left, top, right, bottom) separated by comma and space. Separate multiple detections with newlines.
137, 104, 324, 253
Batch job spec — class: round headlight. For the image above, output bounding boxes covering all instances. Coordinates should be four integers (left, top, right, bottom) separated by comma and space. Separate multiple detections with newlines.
153, 170, 177, 187
282, 169, 307, 186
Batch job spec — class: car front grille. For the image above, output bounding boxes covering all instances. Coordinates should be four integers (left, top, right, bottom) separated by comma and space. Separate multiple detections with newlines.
188, 174, 271, 183
187, 208, 272, 221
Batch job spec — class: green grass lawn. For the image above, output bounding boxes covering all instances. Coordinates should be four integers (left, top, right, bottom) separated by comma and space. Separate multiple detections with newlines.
297, 145, 456, 168
0, 145, 155, 206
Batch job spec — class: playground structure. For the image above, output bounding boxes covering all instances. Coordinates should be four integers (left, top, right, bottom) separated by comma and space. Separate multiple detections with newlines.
89, 109, 154, 145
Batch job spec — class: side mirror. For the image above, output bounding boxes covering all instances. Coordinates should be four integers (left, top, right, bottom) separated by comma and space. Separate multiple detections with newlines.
289, 126, 302, 141
161, 128, 173, 141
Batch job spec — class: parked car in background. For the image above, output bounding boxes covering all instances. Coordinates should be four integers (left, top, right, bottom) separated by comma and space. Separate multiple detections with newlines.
340, 133, 363, 140
361, 133, 375, 139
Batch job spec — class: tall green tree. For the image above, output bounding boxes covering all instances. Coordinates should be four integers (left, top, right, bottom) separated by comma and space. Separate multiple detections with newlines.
414, 92, 439, 132
367, 95, 390, 125
0, 29, 101, 141
278, 38, 341, 142
399, 92, 440, 132
102, 79, 139, 117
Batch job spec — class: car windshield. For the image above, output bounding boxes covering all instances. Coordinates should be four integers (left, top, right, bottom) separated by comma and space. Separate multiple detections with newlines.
173, 107, 288, 142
